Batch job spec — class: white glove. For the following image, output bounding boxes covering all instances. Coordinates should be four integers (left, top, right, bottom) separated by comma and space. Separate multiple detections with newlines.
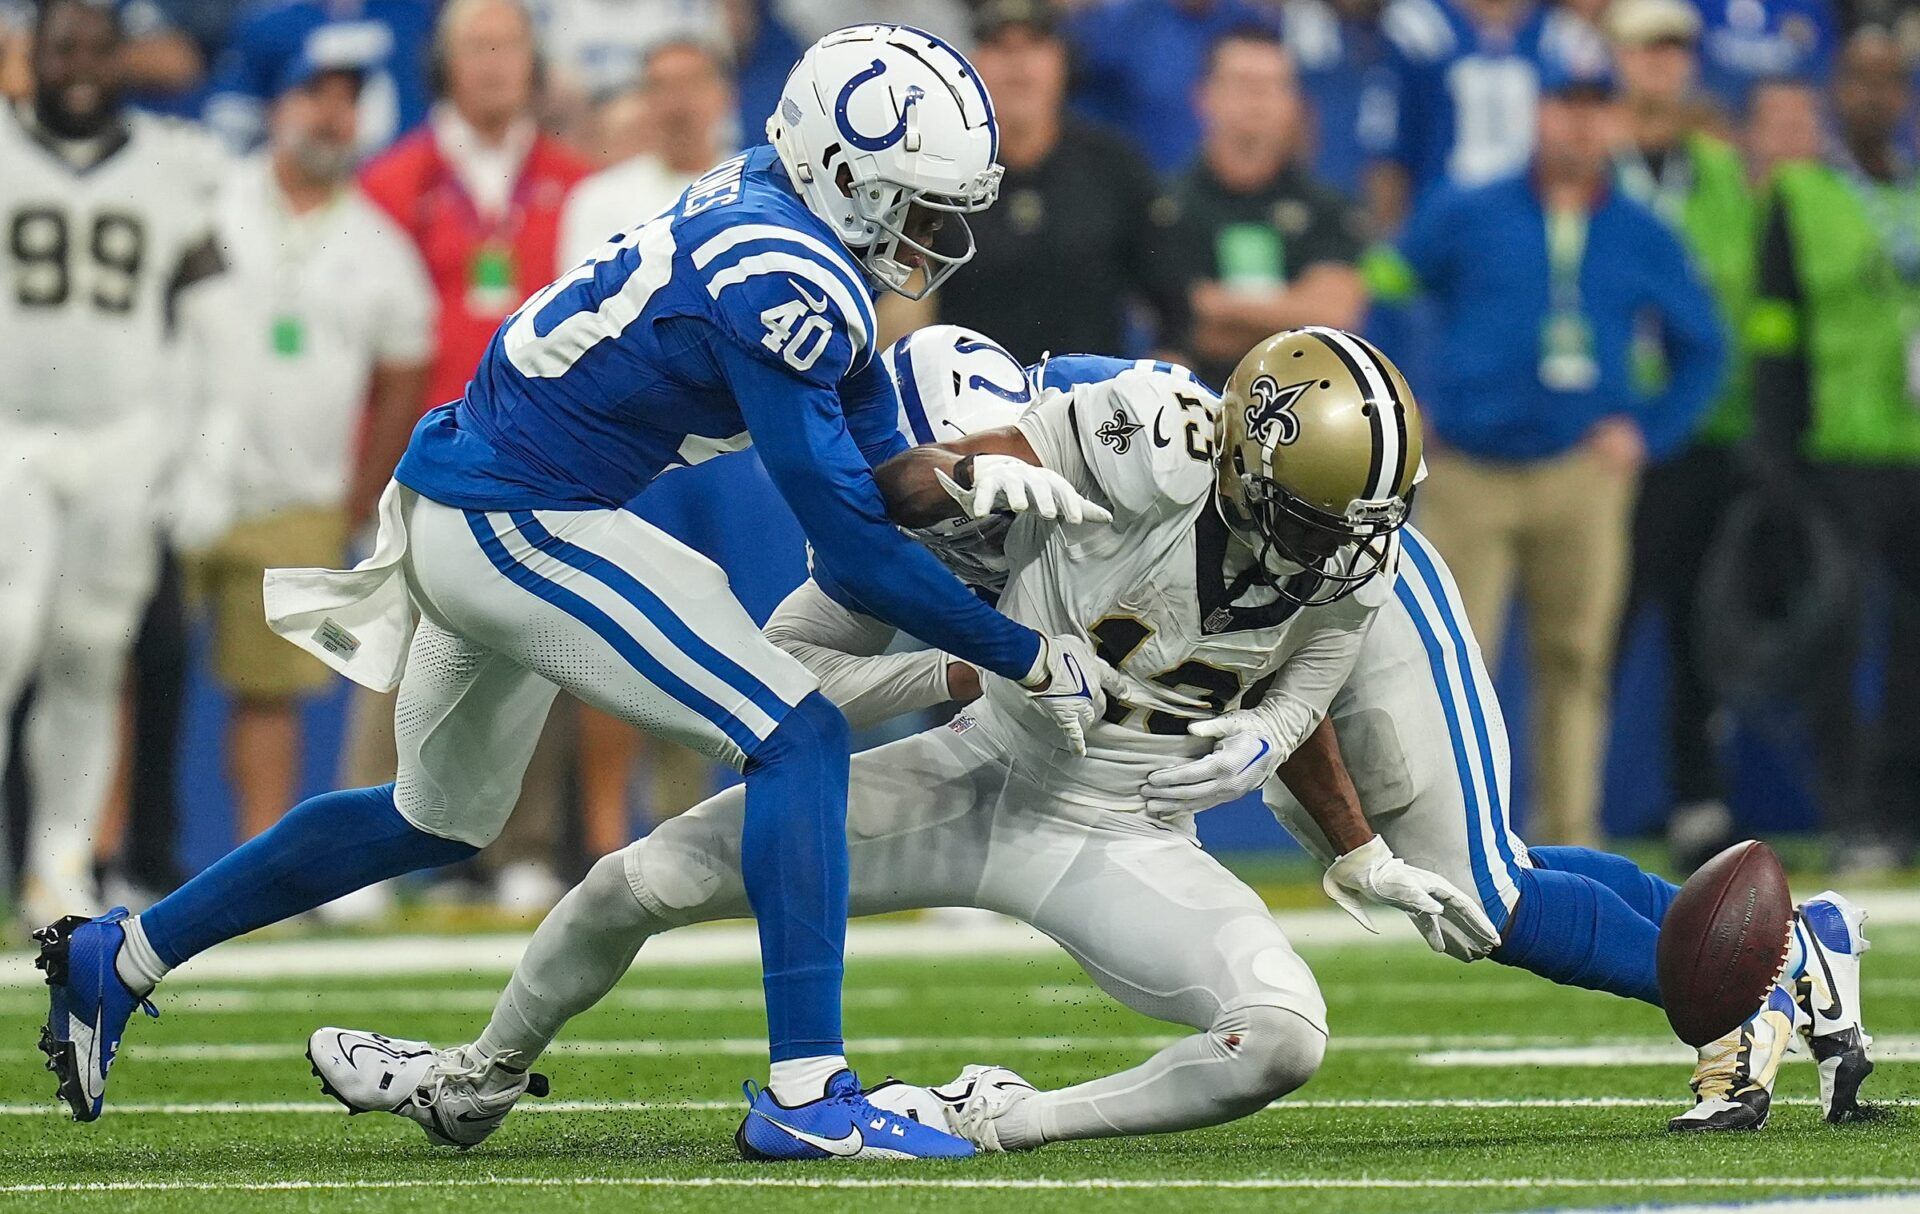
1017, 633, 1115, 757
937, 454, 1113, 525
1324, 834, 1502, 957
1141, 709, 1286, 817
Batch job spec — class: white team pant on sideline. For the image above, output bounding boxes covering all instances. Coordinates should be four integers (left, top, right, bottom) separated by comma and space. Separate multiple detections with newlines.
0, 420, 162, 918
389, 493, 818, 848
1266, 526, 1531, 959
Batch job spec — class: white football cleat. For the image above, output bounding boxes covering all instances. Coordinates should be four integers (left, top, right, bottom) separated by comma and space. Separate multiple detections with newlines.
1792, 890, 1874, 1122
307, 1028, 547, 1149
865, 1063, 1038, 1151
1669, 984, 1798, 1132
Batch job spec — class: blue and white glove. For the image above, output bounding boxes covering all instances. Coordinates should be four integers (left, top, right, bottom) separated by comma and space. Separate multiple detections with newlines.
1141, 709, 1288, 817
1016, 633, 1113, 757
1325, 835, 1502, 957
937, 454, 1113, 524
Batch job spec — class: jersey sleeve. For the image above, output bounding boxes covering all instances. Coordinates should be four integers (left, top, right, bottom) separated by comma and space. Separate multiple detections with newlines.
1021, 369, 1218, 523
762, 579, 954, 730
690, 224, 878, 389
714, 329, 1042, 681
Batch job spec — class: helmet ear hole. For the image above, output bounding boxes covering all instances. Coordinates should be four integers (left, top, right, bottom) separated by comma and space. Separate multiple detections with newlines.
833, 160, 855, 199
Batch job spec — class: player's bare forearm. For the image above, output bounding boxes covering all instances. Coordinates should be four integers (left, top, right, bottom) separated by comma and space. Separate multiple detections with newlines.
1276, 717, 1376, 855
873, 426, 1041, 528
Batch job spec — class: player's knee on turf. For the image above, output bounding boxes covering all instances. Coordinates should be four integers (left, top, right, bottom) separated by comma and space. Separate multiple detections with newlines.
1212, 1004, 1327, 1114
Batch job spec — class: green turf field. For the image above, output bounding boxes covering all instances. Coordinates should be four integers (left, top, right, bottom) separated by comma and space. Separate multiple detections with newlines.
0, 900, 1914, 1213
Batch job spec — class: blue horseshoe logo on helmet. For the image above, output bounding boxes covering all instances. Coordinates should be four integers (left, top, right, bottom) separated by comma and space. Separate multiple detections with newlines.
835, 59, 926, 152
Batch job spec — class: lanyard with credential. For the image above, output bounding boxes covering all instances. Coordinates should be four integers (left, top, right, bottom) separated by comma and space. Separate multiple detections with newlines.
1540, 207, 1599, 392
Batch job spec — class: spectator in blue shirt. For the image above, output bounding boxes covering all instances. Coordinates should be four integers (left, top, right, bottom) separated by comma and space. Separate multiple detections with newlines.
204, 0, 435, 153
1691, 0, 1836, 110
1282, 0, 1392, 198
1064, 0, 1280, 174
1369, 56, 1726, 847
1362, 0, 1605, 229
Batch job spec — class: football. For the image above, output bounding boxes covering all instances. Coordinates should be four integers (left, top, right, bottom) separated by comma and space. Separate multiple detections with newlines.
1657, 839, 1795, 1047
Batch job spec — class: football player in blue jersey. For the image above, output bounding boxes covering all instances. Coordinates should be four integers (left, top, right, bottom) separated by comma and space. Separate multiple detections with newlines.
35, 25, 1120, 1160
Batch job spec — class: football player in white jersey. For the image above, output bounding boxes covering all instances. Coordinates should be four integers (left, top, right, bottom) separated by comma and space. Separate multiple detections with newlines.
0, 0, 227, 927
308, 325, 1495, 1151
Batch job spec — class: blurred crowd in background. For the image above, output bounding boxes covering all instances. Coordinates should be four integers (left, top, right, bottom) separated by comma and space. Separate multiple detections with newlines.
2, 0, 1917, 929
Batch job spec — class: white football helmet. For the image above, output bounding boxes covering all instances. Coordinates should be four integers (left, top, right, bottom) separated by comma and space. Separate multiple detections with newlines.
767, 24, 1002, 299
881, 325, 1033, 593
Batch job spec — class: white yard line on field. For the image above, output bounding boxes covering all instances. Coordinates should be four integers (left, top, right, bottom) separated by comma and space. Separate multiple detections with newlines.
0, 1032, 1739, 1063
4, 887, 1916, 988
0, 987, 908, 1016
0, 1176, 1915, 1196
1418, 1037, 1920, 1067
0, 1096, 1911, 1118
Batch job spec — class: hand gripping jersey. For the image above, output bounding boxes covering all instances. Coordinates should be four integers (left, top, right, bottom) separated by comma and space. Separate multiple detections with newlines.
0, 107, 226, 432
974, 368, 1391, 811
396, 144, 891, 513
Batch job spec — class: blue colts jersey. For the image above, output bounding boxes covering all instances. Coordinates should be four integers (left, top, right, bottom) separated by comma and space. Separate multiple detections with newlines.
1029, 353, 1206, 394
398, 145, 890, 513
396, 143, 1041, 681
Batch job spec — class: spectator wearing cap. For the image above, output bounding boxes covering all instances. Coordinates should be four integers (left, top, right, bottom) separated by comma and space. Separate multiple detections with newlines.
1747, 29, 1920, 870
1173, 25, 1367, 389
1065, 0, 1280, 174
205, 0, 436, 153
1370, 58, 1725, 846
1608, 0, 1759, 868
175, 48, 434, 842
935, 0, 1190, 363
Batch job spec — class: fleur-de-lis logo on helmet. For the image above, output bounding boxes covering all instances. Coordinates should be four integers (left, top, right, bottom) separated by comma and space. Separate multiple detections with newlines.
1244, 374, 1310, 449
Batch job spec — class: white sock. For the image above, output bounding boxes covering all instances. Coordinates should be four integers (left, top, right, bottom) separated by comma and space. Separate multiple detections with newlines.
114, 915, 170, 994
767, 1055, 847, 1105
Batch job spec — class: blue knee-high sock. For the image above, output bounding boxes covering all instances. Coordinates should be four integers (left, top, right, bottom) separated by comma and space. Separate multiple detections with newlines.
139, 784, 477, 967
740, 691, 849, 1063
1529, 846, 1681, 927
1491, 865, 1664, 1006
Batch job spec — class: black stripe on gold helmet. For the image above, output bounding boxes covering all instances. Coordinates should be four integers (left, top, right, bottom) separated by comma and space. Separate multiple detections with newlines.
1216, 327, 1424, 606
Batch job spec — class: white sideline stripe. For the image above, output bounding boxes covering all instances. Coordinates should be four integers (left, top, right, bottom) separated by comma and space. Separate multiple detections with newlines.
6, 889, 1919, 987
0, 1032, 1736, 1063
1418, 1037, 1920, 1068
1, 1177, 1916, 1196
1554, 1200, 1920, 1214
0, 1096, 1912, 1118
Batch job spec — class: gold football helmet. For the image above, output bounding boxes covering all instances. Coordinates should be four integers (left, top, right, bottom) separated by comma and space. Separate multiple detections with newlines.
1216, 327, 1424, 606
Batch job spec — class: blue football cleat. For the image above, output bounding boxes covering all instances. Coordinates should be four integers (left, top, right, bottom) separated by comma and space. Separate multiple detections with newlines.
736, 1069, 976, 1161
33, 908, 156, 1121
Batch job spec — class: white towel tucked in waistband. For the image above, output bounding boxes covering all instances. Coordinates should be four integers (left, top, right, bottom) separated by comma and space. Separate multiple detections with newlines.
262, 481, 418, 692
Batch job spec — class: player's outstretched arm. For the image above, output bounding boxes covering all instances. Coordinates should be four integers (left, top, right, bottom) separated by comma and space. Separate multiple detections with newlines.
763, 579, 977, 730
1277, 721, 1501, 955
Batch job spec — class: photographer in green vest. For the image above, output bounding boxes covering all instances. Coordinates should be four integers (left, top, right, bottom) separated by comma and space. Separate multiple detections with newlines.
1749, 28, 1920, 872
1609, 0, 1758, 870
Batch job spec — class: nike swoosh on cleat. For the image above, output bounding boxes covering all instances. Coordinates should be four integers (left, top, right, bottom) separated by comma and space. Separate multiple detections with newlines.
340, 1037, 432, 1069
754, 1111, 864, 1157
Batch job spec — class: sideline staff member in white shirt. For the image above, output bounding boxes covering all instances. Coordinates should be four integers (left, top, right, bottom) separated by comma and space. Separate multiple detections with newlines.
179, 44, 434, 843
